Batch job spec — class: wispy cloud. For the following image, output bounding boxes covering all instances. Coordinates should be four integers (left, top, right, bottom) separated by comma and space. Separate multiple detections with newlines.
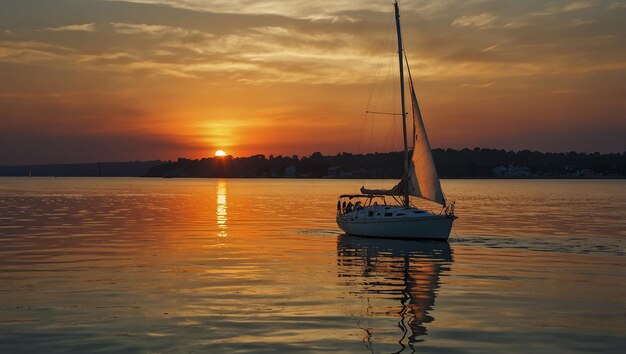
532, 1, 598, 16
563, 1, 597, 12
103, 0, 389, 20
0, 40, 74, 64
571, 18, 595, 26
482, 43, 501, 52
43, 23, 97, 32
607, 1, 626, 9
452, 13, 497, 29
111, 22, 214, 38
502, 21, 528, 29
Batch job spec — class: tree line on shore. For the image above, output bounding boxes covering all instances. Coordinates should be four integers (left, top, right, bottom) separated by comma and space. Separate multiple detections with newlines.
146, 148, 625, 178
1, 148, 623, 178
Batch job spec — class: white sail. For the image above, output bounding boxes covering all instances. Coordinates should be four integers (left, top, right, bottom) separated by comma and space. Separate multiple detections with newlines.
406, 79, 445, 205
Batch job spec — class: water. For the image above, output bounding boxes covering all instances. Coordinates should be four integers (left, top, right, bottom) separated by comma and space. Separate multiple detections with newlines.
0, 178, 624, 353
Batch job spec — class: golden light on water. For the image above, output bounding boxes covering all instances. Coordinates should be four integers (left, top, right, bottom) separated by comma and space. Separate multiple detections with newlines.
215, 150, 227, 157
216, 180, 227, 238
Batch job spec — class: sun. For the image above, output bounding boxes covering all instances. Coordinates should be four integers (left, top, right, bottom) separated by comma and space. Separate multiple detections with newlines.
214, 150, 227, 157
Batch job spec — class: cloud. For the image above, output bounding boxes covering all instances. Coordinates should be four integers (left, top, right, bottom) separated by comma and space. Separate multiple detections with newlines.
111, 22, 214, 39
563, 1, 597, 12
0, 40, 74, 64
452, 13, 497, 29
1, 0, 623, 84
532, 1, 599, 16
43, 23, 97, 32
502, 21, 528, 29
571, 18, 595, 26
481, 43, 501, 52
103, 0, 390, 20
607, 1, 626, 9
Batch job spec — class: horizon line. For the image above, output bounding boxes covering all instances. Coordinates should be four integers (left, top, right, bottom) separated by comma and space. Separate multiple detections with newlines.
2, 147, 624, 167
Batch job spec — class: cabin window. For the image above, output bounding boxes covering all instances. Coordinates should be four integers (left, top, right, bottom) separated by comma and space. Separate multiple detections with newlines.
384, 212, 393, 217
412, 210, 425, 214
396, 213, 405, 216
368, 211, 373, 217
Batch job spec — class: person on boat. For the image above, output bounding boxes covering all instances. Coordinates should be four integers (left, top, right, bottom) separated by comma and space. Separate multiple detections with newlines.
355, 201, 363, 210
346, 201, 353, 213
337, 200, 341, 214
342, 201, 347, 214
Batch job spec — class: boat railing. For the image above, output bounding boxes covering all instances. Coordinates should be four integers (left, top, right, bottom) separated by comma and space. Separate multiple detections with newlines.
337, 195, 454, 217
337, 194, 389, 215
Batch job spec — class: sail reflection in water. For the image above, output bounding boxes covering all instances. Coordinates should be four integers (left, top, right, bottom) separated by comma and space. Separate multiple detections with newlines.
337, 235, 452, 351
216, 180, 227, 237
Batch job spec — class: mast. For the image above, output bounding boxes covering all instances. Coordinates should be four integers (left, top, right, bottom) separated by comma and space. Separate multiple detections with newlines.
394, 1, 410, 207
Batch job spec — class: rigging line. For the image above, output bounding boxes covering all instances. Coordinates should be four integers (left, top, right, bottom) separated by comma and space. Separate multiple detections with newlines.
380, 110, 396, 150
365, 11, 394, 112
377, 51, 396, 114
362, 22, 396, 191
378, 102, 399, 190
365, 111, 403, 116
363, 13, 393, 142
373, 42, 397, 191
369, 29, 396, 121
402, 38, 419, 143
356, 10, 395, 193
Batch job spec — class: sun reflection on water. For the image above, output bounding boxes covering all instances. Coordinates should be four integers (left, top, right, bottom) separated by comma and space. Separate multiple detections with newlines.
216, 180, 227, 237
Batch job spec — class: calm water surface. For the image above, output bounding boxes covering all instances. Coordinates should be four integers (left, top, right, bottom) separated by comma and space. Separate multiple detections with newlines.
0, 178, 624, 353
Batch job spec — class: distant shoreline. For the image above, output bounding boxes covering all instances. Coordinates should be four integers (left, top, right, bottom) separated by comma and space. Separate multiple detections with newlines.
1, 148, 624, 179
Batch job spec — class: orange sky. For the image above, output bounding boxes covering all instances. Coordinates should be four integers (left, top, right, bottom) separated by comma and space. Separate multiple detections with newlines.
0, 0, 624, 164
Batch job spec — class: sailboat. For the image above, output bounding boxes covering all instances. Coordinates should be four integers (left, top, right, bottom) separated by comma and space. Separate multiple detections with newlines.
336, 1, 456, 240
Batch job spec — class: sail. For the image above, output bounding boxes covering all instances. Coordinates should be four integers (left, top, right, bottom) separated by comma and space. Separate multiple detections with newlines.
406, 79, 445, 205
361, 79, 445, 206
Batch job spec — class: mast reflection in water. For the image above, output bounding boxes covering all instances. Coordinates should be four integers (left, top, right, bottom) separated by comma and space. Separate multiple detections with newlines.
216, 180, 227, 237
337, 235, 453, 352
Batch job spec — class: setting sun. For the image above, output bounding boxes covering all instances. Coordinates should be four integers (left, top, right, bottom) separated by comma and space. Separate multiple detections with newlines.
215, 150, 227, 157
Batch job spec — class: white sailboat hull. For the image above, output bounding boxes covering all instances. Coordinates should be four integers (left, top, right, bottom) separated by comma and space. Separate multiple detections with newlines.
336, 206, 453, 240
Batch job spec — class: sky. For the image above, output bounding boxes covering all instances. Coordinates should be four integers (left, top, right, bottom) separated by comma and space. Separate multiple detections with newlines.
0, 0, 624, 164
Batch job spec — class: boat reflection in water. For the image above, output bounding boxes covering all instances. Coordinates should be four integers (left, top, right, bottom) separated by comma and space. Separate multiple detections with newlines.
337, 235, 452, 351
216, 180, 227, 237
